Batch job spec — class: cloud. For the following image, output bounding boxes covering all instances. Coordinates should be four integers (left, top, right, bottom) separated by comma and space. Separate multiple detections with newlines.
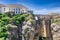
49, 7, 60, 13
33, 7, 60, 14
33, 9, 48, 14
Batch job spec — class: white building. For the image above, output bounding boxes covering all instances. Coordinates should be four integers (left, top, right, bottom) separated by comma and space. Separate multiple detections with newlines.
0, 4, 30, 14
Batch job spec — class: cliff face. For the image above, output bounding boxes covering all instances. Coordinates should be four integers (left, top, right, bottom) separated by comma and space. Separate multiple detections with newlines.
51, 20, 60, 40
48, 13, 60, 40
6, 14, 35, 40
7, 13, 60, 40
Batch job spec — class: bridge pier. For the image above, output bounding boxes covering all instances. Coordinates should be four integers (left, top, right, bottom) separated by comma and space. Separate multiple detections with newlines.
36, 17, 53, 40
29, 16, 53, 40
42, 18, 53, 40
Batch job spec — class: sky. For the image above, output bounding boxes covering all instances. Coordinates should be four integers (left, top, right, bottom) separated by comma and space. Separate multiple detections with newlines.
0, 0, 60, 14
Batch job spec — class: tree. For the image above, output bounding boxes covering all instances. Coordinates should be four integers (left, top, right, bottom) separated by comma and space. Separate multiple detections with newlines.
0, 13, 35, 40
0, 13, 10, 40
12, 14, 28, 25
12, 14, 28, 40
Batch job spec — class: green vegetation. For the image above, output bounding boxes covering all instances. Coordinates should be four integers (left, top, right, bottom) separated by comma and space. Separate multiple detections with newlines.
51, 19, 60, 23
0, 13, 10, 40
12, 14, 28, 26
0, 12, 35, 40
0, 13, 31, 40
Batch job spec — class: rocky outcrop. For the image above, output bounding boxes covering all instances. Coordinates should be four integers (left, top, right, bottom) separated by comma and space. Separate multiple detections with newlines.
8, 24, 18, 40
51, 22, 60, 40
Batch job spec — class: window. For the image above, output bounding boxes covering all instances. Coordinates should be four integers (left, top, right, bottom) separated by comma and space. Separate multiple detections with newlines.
13, 8, 15, 13
18, 8, 20, 13
16, 8, 17, 13
9, 8, 10, 11
14, 8, 15, 11
21, 10, 24, 13
16, 8, 20, 14
4, 8, 5, 11
16, 11, 17, 13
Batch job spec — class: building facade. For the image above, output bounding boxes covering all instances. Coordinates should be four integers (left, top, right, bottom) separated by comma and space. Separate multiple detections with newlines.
0, 4, 31, 14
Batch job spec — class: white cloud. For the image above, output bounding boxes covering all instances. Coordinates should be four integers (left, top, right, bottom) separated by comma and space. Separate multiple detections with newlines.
48, 7, 60, 13
33, 7, 60, 14
33, 9, 48, 14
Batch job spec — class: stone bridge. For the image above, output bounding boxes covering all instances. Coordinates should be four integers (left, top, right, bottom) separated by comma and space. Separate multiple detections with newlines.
30, 15, 60, 40
8, 14, 60, 40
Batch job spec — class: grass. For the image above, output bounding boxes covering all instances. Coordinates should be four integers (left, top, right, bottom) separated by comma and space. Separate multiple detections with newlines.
0, 37, 8, 40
